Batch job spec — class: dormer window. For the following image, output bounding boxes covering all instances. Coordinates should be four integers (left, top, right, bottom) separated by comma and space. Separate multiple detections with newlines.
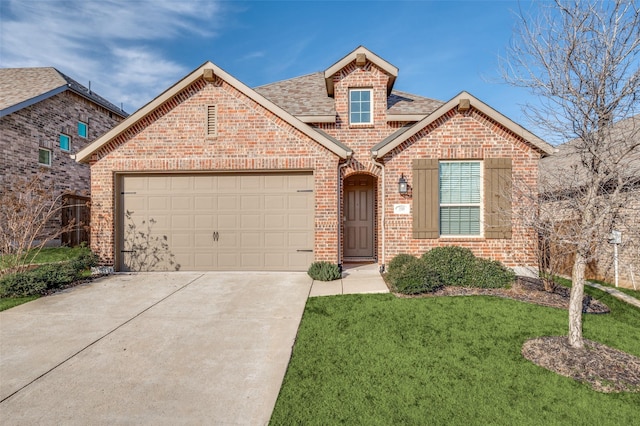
349, 89, 372, 125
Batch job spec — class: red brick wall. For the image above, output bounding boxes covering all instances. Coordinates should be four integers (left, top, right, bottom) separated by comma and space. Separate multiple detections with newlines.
313, 61, 541, 269
90, 59, 543, 272
379, 108, 541, 268
89, 77, 340, 267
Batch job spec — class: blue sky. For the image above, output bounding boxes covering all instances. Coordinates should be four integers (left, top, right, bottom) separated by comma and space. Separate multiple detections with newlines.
0, 0, 542, 135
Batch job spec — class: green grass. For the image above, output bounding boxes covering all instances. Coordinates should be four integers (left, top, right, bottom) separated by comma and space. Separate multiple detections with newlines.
588, 278, 640, 298
0, 246, 88, 270
0, 295, 39, 311
271, 291, 640, 425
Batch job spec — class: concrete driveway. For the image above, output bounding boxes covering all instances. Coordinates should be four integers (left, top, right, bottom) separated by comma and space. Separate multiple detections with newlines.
0, 272, 312, 425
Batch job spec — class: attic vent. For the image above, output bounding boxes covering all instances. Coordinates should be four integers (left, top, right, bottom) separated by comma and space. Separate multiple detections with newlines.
356, 53, 366, 67
207, 105, 217, 136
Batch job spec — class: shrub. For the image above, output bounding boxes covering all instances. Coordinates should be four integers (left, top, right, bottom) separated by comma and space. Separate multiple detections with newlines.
69, 248, 99, 272
393, 260, 442, 295
421, 246, 477, 287
308, 261, 341, 281
385, 254, 418, 288
0, 272, 47, 298
471, 258, 515, 288
0, 248, 99, 298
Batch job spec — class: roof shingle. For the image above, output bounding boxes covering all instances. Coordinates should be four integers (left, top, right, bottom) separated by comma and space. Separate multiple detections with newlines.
0, 67, 126, 117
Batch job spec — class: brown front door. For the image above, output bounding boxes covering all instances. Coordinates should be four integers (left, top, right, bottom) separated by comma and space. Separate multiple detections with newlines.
343, 174, 375, 259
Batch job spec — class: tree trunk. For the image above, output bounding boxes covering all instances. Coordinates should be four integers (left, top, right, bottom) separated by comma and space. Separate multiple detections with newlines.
569, 252, 587, 348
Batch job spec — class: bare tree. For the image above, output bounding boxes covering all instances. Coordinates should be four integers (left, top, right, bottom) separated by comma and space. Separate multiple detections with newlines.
0, 174, 75, 276
501, 0, 640, 348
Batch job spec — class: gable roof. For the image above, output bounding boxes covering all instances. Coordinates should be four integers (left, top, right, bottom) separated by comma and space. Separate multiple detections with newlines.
371, 91, 554, 158
324, 46, 398, 96
75, 62, 353, 163
0, 67, 127, 118
255, 73, 443, 123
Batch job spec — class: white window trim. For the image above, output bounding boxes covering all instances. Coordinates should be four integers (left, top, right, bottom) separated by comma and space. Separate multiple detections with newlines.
78, 121, 88, 138
38, 148, 52, 167
60, 133, 71, 152
439, 160, 484, 238
349, 88, 373, 125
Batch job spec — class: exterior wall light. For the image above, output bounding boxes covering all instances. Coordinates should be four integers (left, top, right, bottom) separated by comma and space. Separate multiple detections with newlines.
398, 174, 408, 195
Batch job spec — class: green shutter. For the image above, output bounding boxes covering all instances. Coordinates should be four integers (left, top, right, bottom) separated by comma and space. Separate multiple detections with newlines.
484, 158, 512, 239
412, 159, 439, 238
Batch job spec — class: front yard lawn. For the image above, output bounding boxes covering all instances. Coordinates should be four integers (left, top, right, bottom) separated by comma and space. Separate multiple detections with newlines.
270, 289, 640, 425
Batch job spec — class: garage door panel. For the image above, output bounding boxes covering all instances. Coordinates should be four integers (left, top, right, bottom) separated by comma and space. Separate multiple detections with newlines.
289, 214, 312, 229
240, 214, 261, 228
194, 196, 216, 211
217, 196, 239, 210
217, 214, 239, 228
265, 214, 285, 229
171, 196, 193, 210
265, 195, 286, 210
265, 233, 285, 248
288, 232, 312, 247
120, 173, 314, 271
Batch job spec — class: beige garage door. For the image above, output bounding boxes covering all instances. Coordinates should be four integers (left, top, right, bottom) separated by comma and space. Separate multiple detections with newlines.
118, 173, 314, 271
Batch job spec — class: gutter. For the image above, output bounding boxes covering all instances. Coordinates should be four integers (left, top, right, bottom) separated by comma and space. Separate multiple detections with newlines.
372, 155, 386, 272
337, 157, 351, 272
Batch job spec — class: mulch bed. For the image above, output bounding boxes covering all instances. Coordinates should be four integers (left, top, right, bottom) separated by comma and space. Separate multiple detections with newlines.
523, 336, 640, 393
390, 276, 640, 393
392, 276, 610, 314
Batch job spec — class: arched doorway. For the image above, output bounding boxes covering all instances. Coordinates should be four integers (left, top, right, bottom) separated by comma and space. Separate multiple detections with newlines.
343, 174, 376, 260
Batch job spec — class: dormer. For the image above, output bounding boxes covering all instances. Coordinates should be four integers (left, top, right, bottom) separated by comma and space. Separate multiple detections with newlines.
323, 46, 398, 97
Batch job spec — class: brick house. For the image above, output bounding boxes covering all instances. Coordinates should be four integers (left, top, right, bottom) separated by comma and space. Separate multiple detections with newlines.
0, 67, 127, 245
539, 114, 640, 288
76, 46, 553, 273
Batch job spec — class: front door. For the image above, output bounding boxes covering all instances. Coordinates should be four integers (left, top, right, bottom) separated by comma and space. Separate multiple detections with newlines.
343, 174, 375, 259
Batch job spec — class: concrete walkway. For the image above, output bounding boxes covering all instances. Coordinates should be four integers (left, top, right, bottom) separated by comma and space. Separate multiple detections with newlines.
0, 272, 311, 425
309, 263, 389, 297
586, 281, 640, 308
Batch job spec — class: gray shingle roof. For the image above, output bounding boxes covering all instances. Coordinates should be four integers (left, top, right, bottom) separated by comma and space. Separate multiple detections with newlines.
0, 67, 127, 117
540, 114, 640, 192
254, 72, 443, 119
255, 72, 335, 117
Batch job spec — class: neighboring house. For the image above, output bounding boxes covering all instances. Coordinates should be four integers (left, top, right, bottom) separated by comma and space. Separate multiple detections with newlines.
540, 115, 640, 288
0, 67, 127, 245
76, 46, 553, 273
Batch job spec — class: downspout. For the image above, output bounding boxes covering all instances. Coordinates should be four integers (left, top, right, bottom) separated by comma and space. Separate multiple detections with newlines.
372, 154, 385, 273
337, 159, 350, 272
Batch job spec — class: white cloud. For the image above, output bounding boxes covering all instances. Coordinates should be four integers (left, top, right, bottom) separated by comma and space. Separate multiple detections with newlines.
0, 0, 225, 111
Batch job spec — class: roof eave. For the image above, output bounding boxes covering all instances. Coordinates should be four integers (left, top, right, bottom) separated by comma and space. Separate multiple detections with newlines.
297, 115, 336, 123
0, 85, 67, 118
386, 114, 426, 122
77, 62, 350, 163
373, 91, 554, 158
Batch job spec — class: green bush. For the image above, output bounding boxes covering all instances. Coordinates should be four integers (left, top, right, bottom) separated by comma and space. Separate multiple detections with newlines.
471, 258, 515, 289
385, 254, 418, 288
69, 248, 99, 272
308, 261, 341, 281
387, 253, 417, 274
0, 248, 98, 298
0, 272, 47, 298
393, 260, 442, 295
421, 246, 477, 287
